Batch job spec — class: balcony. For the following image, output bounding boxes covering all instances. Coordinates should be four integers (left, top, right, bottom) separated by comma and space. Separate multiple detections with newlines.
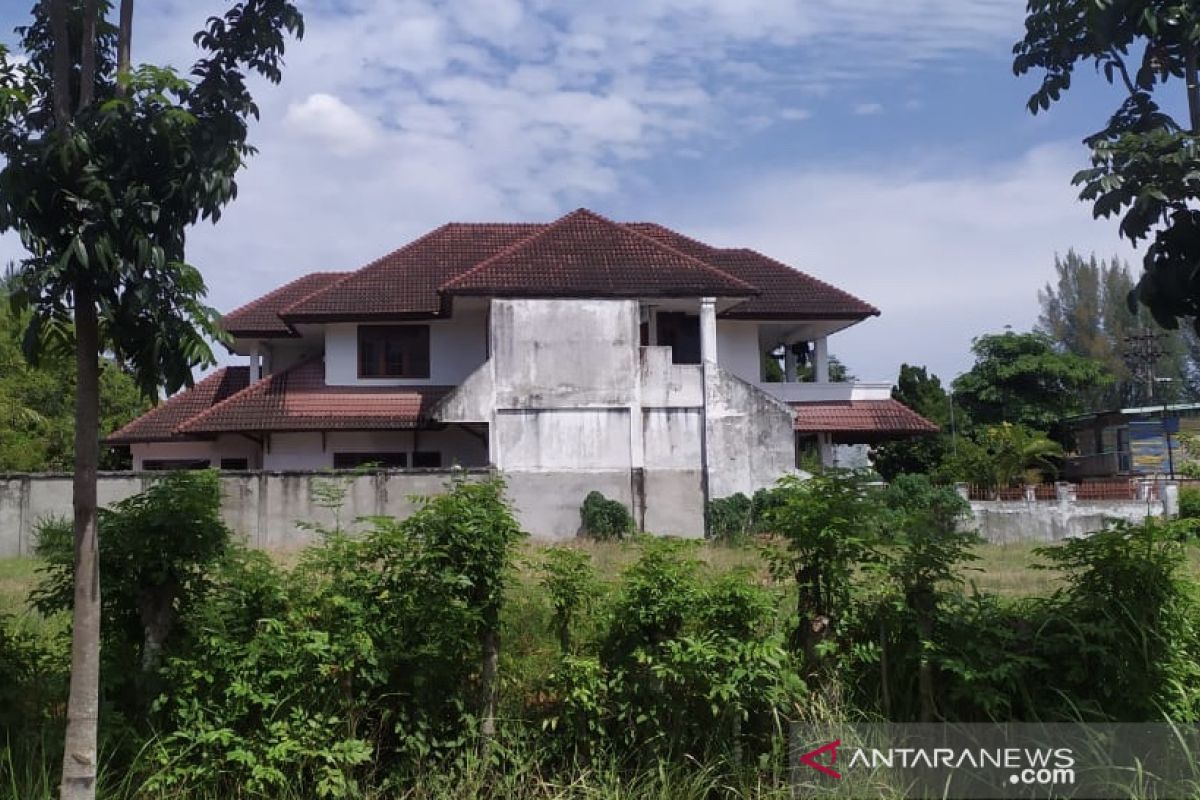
753, 381, 893, 404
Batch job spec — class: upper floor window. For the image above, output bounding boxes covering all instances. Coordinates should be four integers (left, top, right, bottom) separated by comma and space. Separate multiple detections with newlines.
358, 325, 431, 379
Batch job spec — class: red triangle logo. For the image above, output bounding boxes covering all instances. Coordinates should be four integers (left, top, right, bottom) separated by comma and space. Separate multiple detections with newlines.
798, 739, 842, 779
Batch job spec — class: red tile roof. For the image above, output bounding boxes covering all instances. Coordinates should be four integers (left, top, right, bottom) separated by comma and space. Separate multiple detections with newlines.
106, 368, 250, 444
282, 223, 542, 322
626, 223, 879, 319
441, 209, 756, 298
221, 273, 348, 337
791, 399, 938, 441
177, 359, 452, 434
239, 208, 875, 327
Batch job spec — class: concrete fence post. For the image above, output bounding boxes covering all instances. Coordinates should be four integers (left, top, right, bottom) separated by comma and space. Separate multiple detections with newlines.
1162, 481, 1180, 518
954, 482, 969, 502
1023, 484, 1037, 503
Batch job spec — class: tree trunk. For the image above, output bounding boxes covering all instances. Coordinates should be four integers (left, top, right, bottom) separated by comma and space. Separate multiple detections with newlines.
910, 589, 938, 723
60, 282, 101, 800
1186, 43, 1200, 134
77, 0, 99, 111
478, 624, 499, 744
117, 0, 134, 89
48, 0, 72, 126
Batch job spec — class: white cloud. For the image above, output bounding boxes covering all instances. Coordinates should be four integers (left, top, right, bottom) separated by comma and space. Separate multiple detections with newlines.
283, 93, 380, 155
853, 102, 884, 116
780, 108, 813, 121
655, 144, 1137, 383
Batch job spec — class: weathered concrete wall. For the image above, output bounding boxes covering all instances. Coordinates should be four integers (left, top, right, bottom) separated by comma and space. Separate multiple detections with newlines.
704, 367, 797, 499
0, 470, 478, 557
966, 498, 1169, 543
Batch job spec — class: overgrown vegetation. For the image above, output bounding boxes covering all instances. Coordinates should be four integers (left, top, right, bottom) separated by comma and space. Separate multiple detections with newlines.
1, 469, 1199, 798
579, 491, 634, 540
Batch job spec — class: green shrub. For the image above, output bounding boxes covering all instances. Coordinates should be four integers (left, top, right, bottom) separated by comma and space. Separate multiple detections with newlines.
148, 476, 526, 795
539, 546, 599, 654
32, 470, 231, 720
580, 490, 634, 540
705, 493, 752, 543
1179, 485, 1200, 520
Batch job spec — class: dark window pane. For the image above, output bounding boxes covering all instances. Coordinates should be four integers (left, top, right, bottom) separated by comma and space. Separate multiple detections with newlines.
358, 325, 431, 378
220, 458, 249, 470
142, 459, 210, 471
412, 451, 442, 468
333, 452, 408, 469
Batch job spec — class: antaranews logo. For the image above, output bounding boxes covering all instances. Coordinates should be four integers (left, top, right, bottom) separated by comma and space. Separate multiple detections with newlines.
797, 739, 841, 780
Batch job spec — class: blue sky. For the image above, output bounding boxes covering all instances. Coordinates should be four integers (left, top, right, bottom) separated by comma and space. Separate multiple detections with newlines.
0, 0, 1140, 383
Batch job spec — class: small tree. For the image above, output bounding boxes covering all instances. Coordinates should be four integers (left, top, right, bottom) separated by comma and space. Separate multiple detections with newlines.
762, 471, 881, 683
0, 3, 303, 796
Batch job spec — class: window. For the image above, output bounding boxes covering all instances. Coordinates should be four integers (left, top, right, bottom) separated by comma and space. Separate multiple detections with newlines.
220, 458, 249, 471
142, 459, 210, 471
655, 312, 700, 365
358, 325, 430, 378
333, 452, 408, 470
411, 451, 442, 468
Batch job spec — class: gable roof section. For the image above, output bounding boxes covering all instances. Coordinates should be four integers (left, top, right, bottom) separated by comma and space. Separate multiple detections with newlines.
282, 223, 543, 322
221, 273, 347, 337
440, 209, 757, 298
791, 399, 937, 442
627, 223, 879, 320
106, 367, 250, 444
177, 359, 452, 434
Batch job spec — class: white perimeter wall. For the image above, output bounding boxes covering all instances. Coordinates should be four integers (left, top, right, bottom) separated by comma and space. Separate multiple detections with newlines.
324, 310, 488, 387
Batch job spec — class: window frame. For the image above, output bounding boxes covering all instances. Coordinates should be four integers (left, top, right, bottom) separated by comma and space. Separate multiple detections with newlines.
357, 324, 431, 379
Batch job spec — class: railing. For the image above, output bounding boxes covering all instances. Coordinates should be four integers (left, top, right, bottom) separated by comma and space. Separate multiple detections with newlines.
754, 381, 893, 404
965, 479, 1161, 503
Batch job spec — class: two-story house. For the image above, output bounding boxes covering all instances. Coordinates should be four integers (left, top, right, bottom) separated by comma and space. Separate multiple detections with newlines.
108, 209, 935, 536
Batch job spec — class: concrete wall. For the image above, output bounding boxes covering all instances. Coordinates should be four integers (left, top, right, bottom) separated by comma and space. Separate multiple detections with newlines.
132, 436, 263, 469
704, 368, 797, 499
0, 468, 711, 556
966, 497, 1171, 543
324, 310, 488, 387
715, 320, 762, 384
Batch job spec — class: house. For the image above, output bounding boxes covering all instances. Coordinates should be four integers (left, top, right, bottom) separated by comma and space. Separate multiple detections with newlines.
1063, 402, 1200, 479
108, 209, 936, 537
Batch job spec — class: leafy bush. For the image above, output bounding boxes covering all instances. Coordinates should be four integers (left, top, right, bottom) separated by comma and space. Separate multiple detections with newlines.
33, 470, 231, 718
544, 538, 800, 766
539, 547, 599, 654
148, 476, 526, 796
1179, 485, 1200, 520
580, 491, 634, 540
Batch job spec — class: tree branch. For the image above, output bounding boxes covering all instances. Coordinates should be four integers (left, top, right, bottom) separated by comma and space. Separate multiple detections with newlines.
47, 0, 71, 127
1109, 49, 1139, 100
77, 0, 99, 111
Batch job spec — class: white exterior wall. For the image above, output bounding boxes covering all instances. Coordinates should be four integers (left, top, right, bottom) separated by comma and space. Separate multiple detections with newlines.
324, 310, 488, 387
716, 320, 761, 384
132, 436, 262, 469
262, 429, 487, 471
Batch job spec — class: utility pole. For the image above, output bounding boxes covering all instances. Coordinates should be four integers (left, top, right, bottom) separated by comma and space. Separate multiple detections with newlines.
1122, 330, 1171, 478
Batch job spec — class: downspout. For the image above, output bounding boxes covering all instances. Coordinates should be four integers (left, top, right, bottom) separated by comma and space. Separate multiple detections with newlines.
699, 297, 718, 519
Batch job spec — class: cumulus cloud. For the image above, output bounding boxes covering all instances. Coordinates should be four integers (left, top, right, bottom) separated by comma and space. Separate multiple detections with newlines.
284, 93, 380, 155
657, 144, 1137, 382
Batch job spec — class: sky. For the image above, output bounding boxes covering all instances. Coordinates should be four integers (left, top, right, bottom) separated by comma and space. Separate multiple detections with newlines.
0, 0, 1144, 384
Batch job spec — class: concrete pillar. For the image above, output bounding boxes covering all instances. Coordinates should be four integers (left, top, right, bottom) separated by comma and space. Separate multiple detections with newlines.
783, 345, 798, 382
954, 482, 969, 502
814, 336, 829, 383
1162, 481, 1179, 517
700, 297, 717, 365
250, 343, 262, 384
818, 432, 835, 467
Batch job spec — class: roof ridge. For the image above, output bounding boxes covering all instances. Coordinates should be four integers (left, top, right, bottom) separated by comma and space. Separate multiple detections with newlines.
440, 208, 758, 295
730, 246, 880, 316
281, 224, 456, 318
176, 357, 314, 434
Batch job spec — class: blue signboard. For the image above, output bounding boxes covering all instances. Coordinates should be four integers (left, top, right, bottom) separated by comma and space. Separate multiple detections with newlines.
1129, 420, 1169, 474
